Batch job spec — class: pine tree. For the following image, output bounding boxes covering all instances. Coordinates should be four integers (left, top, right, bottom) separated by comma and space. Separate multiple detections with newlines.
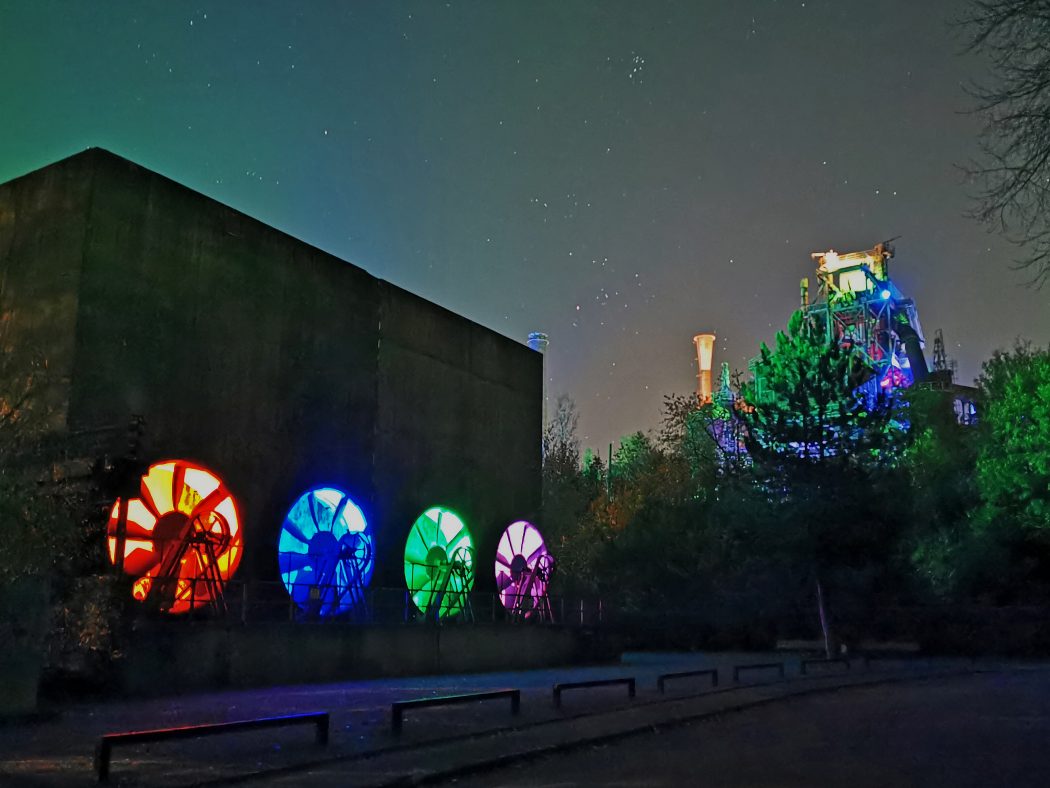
734, 311, 906, 654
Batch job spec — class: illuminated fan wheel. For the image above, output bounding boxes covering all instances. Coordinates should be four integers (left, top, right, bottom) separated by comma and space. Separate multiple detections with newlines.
106, 460, 242, 615
403, 507, 475, 620
495, 520, 554, 620
278, 488, 374, 618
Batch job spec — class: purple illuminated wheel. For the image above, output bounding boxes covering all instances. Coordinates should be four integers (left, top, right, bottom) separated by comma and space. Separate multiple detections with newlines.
495, 520, 554, 621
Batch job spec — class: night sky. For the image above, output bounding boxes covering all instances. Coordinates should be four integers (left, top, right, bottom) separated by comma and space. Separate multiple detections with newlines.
2, 1, 1047, 450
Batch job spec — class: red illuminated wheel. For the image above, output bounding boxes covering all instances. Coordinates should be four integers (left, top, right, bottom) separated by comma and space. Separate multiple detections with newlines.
106, 459, 243, 614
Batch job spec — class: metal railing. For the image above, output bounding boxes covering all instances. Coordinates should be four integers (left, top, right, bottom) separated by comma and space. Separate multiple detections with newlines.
95, 711, 329, 781
733, 662, 785, 682
657, 668, 719, 693
391, 689, 520, 734
552, 677, 636, 708
198, 581, 606, 628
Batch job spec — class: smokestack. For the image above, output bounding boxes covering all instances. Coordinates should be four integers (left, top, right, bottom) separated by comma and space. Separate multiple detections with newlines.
526, 332, 549, 354
692, 333, 716, 404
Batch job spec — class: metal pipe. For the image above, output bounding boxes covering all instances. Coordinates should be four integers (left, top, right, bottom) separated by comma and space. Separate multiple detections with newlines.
896, 321, 930, 383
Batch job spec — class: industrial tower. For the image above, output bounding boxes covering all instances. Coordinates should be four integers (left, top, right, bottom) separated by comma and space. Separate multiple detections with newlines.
797, 241, 928, 396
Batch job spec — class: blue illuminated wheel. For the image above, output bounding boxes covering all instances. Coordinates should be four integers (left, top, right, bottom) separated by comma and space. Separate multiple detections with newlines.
278, 488, 373, 617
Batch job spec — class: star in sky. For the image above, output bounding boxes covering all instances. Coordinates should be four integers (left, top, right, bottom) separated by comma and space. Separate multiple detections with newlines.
0, 0, 1047, 448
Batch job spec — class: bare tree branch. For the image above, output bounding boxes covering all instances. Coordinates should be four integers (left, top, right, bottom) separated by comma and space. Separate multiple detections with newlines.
961, 0, 1050, 288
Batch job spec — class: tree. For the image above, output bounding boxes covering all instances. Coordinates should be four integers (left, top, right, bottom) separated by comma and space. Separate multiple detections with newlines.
899, 385, 981, 600
539, 392, 725, 619
542, 394, 580, 479
903, 341, 1050, 603
741, 311, 901, 466
975, 341, 1050, 536
963, 0, 1050, 287
735, 311, 906, 654
658, 393, 720, 491
971, 342, 1050, 599
893, 341, 1050, 605
540, 396, 600, 593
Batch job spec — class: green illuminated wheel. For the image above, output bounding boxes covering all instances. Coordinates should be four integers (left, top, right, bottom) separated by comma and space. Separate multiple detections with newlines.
403, 506, 474, 620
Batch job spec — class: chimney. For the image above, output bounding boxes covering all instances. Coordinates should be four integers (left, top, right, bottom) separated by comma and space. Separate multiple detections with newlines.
526, 332, 549, 354
692, 333, 716, 404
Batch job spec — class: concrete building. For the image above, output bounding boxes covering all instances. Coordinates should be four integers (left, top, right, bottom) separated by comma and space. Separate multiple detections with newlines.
0, 148, 541, 589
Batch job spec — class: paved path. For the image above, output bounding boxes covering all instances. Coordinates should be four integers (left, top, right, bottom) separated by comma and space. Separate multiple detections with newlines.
0, 651, 971, 786
447, 669, 1050, 788
242, 666, 971, 787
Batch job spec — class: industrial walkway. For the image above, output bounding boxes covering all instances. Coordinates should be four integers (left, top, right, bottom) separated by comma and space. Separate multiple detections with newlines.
0, 651, 975, 787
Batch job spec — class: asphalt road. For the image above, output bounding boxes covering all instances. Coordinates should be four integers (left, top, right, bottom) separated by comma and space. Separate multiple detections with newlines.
449, 671, 1050, 788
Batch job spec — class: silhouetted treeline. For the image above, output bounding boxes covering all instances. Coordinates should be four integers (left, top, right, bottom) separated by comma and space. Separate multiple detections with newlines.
543, 337, 1050, 650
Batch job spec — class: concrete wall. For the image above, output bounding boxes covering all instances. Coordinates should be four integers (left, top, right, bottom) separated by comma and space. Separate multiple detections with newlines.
0, 148, 541, 589
0, 578, 51, 716
119, 623, 582, 695
374, 284, 542, 585
68, 150, 382, 581
0, 153, 94, 429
